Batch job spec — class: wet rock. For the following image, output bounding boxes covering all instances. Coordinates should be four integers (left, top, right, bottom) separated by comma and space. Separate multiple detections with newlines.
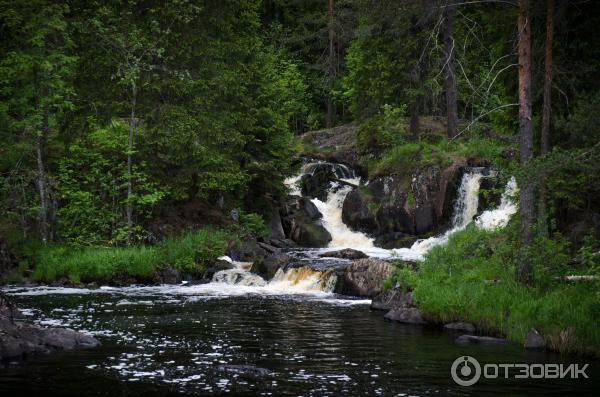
300, 164, 336, 201
319, 248, 368, 260
371, 289, 413, 311
153, 266, 183, 284
455, 335, 509, 346
268, 239, 297, 249
253, 252, 291, 280
267, 206, 286, 240
212, 269, 267, 287
0, 317, 100, 362
373, 232, 416, 249
227, 239, 266, 262
342, 188, 378, 233
384, 307, 427, 325
524, 329, 545, 350
335, 258, 394, 297
281, 196, 332, 248
444, 322, 476, 333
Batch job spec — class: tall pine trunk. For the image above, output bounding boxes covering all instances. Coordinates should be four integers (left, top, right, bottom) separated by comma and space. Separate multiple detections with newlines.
36, 108, 49, 244
539, 0, 554, 233
326, 0, 335, 128
443, 4, 458, 139
517, 0, 535, 285
126, 84, 136, 244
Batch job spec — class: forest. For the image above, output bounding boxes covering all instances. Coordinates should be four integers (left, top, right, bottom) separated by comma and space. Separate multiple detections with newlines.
1, 0, 600, 390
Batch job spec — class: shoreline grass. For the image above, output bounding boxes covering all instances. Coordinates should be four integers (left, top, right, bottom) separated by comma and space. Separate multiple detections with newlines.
391, 225, 600, 356
24, 228, 228, 284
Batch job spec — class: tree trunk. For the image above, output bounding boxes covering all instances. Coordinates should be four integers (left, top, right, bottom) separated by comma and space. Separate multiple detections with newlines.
326, 0, 335, 128
517, 0, 534, 285
443, 3, 458, 139
539, 0, 554, 234
126, 85, 136, 244
36, 112, 49, 244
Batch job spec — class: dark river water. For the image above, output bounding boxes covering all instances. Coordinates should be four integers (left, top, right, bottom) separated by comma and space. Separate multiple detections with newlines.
1, 284, 598, 396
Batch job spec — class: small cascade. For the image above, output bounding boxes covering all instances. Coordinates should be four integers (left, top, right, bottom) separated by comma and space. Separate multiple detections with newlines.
312, 181, 376, 250
212, 257, 267, 287
268, 267, 338, 293
212, 257, 338, 294
475, 176, 518, 230
410, 170, 483, 254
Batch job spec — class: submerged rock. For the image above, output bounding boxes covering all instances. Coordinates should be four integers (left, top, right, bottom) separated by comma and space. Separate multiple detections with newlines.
319, 248, 368, 260
384, 307, 427, 324
524, 329, 545, 350
455, 335, 509, 345
444, 322, 476, 333
334, 258, 394, 297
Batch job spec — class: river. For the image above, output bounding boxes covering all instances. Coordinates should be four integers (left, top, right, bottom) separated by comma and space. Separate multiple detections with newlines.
1, 285, 597, 396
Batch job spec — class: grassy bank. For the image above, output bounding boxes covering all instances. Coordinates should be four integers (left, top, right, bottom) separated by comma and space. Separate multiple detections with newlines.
390, 225, 600, 356
14, 228, 228, 284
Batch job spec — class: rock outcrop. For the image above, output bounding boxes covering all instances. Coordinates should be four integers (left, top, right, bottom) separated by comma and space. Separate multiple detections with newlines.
0, 296, 100, 362
342, 162, 466, 247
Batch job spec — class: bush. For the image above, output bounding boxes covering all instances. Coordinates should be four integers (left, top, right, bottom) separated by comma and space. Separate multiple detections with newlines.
239, 212, 269, 239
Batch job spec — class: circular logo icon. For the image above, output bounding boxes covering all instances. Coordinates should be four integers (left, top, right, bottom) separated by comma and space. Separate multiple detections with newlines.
451, 356, 481, 386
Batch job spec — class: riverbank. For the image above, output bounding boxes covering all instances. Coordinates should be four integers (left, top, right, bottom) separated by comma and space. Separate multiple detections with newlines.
2, 228, 231, 286
386, 225, 600, 357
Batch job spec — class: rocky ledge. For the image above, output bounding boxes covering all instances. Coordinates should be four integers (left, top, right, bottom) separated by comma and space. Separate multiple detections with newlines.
0, 297, 100, 363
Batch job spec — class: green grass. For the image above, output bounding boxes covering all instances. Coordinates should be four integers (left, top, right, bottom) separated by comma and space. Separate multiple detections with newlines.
391, 225, 600, 356
369, 136, 511, 178
29, 228, 228, 284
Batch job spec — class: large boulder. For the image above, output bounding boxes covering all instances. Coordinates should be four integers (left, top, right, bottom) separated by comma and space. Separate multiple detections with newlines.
252, 252, 291, 280
0, 317, 100, 362
281, 196, 332, 247
341, 188, 378, 233
384, 307, 426, 324
334, 258, 394, 297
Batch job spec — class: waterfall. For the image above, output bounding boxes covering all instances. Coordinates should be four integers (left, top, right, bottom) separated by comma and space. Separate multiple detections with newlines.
475, 176, 518, 230
312, 181, 376, 250
409, 170, 483, 254
285, 161, 518, 262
